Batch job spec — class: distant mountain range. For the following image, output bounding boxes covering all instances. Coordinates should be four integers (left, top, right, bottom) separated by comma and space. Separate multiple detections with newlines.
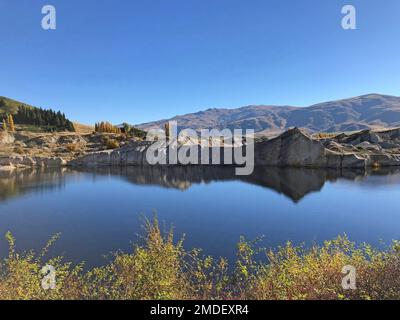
136, 94, 400, 136
3, 93, 400, 136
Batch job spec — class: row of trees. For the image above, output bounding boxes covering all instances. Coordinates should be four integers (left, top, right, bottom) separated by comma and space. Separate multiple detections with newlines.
95, 121, 121, 134
13, 105, 75, 131
1, 115, 15, 131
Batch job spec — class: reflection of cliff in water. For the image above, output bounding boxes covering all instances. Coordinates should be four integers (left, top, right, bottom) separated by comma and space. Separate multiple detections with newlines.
73, 165, 400, 203
1, 166, 400, 203
0, 168, 69, 202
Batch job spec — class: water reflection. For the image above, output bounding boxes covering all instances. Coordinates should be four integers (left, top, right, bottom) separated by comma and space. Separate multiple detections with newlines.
1, 165, 400, 203
1, 165, 400, 266
0, 168, 69, 201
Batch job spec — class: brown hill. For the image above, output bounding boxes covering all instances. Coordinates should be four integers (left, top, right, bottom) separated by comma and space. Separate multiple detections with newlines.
137, 94, 400, 135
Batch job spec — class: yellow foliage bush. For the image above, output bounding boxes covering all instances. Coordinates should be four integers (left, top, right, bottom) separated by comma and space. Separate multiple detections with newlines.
0, 219, 399, 300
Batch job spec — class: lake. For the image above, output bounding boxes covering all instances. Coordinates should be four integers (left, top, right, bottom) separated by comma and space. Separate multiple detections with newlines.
1, 166, 400, 267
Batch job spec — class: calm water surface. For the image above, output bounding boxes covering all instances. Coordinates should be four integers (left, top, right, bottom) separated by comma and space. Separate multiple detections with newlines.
1, 166, 400, 267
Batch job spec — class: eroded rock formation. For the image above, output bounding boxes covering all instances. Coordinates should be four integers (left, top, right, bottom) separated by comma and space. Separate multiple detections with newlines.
69, 128, 400, 169
2, 127, 400, 169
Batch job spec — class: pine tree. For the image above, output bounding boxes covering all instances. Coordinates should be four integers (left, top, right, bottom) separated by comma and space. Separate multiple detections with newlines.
0, 98, 6, 109
12, 105, 75, 132
7, 114, 15, 131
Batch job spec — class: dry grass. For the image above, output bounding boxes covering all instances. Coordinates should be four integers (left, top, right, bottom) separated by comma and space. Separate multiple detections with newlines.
72, 122, 94, 135
313, 132, 341, 139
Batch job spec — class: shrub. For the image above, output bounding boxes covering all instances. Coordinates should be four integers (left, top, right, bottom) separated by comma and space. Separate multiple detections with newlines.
105, 139, 120, 149
0, 219, 399, 300
99, 135, 120, 150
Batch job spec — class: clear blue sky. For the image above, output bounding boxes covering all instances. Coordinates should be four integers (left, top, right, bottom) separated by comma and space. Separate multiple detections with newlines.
0, 0, 399, 124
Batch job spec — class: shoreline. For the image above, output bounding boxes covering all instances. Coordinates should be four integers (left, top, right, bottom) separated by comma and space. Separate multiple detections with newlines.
2, 127, 400, 170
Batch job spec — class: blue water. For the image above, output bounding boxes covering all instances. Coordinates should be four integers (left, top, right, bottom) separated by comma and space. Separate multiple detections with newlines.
0, 166, 399, 267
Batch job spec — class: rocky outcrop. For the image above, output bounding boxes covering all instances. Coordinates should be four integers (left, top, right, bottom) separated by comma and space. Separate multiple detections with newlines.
68, 142, 151, 167
68, 127, 400, 169
327, 128, 400, 168
25, 134, 88, 148
0, 132, 15, 144
69, 128, 399, 169
0, 155, 66, 168
3, 127, 400, 170
338, 128, 400, 148
253, 128, 374, 168
255, 128, 337, 167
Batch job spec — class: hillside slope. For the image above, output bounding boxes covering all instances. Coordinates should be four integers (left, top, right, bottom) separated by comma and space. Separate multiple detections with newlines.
0, 96, 35, 115
137, 94, 400, 135
0, 96, 81, 132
